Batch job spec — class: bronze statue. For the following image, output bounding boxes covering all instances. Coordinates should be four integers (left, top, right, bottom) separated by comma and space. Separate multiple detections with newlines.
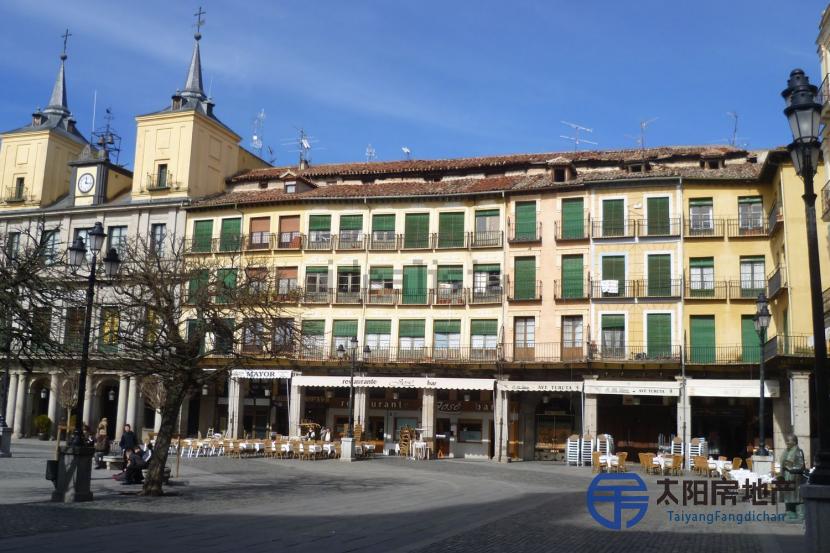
779, 433, 806, 521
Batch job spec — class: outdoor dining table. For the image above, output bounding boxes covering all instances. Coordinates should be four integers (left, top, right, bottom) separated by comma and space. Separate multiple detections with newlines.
411, 440, 428, 460
599, 454, 619, 468
728, 468, 774, 486
708, 459, 731, 476
652, 455, 672, 470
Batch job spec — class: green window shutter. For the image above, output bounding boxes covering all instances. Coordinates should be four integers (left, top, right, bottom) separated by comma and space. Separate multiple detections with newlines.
738, 196, 762, 204
690, 315, 716, 363
402, 266, 427, 303
337, 265, 360, 274
601, 314, 625, 330
514, 257, 536, 299
404, 213, 429, 248
647, 254, 671, 295
302, 320, 325, 336
647, 313, 671, 358
741, 315, 760, 363
474, 264, 500, 273
188, 269, 209, 301
217, 268, 237, 304
187, 319, 205, 355
434, 320, 461, 334
339, 215, 363, 231
476, 209, 499, 218
515, 201, 537, 240
437, 265, 463, 282
372, 214, 395, 232
193, 220, 213, 252
219, 218, 241, 251
561, 198, 584, 239
689, 198, 712, 207
602, 199, 624, 236
365, 320, 391, 335
690, 257, 714, 268
399, 319, 425, 338
471, 319, 498, 336
333, 320, 358, 337
561, 255, 584, 298
602, 255, 625, 285
370, 266, 393, 280
438, 212, 464, 247
305, 266, 328, 274
647, 197, 670, 235
309, 215, 331, 231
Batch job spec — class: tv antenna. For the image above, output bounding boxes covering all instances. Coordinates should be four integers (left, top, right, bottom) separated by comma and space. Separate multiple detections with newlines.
559, 121, 597, 150
726, 111, 739, 147
91, 107, 122, 164
638, 117, 658, 150
281, 128, 319, 167
365, 144, 376, 162
251, 109, 266, 156
401, 146, 412, 161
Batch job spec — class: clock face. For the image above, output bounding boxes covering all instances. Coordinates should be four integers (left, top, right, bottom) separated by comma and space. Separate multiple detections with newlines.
78, 173, 95, 194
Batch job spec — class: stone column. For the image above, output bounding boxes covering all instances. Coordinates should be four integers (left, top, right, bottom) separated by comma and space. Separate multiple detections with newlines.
82, 374, 93, 427
47, 373, 60, 438
675, 376, 691, 446
353, 387, 368, 431
289, 382, 302, 437
5, 372, 19, 429
114, 374, 128, 440
125, 377, 137, 429
772, 382, 792, 455
493, 384, 509, 462
13, 373, 27, 437
789, 370, 812, 465
227, 377, 245, 438
421, 388, 435, 440
582, 376, 598, 437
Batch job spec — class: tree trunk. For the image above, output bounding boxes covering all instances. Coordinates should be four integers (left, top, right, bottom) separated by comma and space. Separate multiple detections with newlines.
141, 392, 184, 496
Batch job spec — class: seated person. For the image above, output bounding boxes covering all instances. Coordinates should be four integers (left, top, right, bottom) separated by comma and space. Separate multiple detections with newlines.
125, 445, 146, 485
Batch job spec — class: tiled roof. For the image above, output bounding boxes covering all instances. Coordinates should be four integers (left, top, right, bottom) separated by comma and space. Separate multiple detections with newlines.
228, 145, 744, 183
190, 158, 763, 210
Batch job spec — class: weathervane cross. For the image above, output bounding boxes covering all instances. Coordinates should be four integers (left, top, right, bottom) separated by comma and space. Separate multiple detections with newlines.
61, 28, 72, 56
194, 6, 206, 34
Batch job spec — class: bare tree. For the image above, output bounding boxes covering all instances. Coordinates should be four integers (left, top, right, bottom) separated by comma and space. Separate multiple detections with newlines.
94, 235, 298, 495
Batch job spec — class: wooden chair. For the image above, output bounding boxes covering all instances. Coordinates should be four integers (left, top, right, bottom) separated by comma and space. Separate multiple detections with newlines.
745, 458, 753, 471
591, 451, 604, 473
668, 454, 684, 476
718, 456, 728, 462
611, 452, 628, 472
291, 441, 301, 460
731, 457, 742, 471
641, 452, 656, 475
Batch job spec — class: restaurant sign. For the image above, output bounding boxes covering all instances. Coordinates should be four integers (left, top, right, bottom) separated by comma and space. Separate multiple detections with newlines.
292, 375, 495, 390
583, 381, 680, 397
231, 369, 293, 380
437, 401, 492, 412
498, 381, 583, 393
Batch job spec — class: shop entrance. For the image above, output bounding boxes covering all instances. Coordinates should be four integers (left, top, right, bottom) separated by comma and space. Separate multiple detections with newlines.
692, 397, 770, 459
534, 395, 576, 461
597, 395, 676, 455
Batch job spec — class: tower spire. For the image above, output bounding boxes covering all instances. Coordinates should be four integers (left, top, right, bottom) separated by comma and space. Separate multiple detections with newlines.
43, 29, 71, 116
181, 7, 206, 101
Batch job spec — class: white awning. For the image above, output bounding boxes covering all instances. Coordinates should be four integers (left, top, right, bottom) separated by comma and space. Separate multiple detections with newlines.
424, 378, 494, 390
292, 375, 494, 390
231, 369, 293, 380
584, 380, 681, 397
498, 381, 583, 392
686, 379, 779, 398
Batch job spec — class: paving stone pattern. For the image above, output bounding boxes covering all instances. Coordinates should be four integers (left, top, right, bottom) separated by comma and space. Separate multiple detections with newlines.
0, 439, 807, 552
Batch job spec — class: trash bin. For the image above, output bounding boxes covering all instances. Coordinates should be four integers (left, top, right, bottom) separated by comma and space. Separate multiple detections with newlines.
45, 460, 58, 487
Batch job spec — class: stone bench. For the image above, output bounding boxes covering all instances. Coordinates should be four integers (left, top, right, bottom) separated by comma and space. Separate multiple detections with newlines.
102, 455, 123, 471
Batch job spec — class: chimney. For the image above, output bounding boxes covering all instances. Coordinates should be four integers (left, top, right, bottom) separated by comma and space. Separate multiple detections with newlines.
299, 159, 309, 170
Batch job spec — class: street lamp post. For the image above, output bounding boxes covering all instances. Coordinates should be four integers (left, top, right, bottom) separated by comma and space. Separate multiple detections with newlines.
781, 69, 830, 486
337, 337, 370, 460
51, 222, 120, 502
753, 292, 771, 456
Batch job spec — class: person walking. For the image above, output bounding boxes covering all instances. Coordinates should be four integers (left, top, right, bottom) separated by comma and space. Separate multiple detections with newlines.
119, 424, 138, 462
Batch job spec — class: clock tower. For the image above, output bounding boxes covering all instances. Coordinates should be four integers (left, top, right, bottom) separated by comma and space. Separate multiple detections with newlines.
69, 146, 132, 207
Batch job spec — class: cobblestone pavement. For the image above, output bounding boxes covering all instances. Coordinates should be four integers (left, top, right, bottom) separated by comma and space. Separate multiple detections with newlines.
0, 439, 807, 552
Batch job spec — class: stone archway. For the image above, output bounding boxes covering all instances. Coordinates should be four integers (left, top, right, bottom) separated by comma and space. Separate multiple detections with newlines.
94, 378, 120, 440
27, 376, 51, 437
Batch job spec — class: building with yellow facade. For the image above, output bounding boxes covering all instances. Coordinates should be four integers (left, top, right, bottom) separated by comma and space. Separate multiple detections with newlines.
1, 23, 827, 466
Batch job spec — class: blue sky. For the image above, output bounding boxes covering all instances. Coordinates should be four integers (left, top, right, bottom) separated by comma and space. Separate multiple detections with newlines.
0, 0, 826, 168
